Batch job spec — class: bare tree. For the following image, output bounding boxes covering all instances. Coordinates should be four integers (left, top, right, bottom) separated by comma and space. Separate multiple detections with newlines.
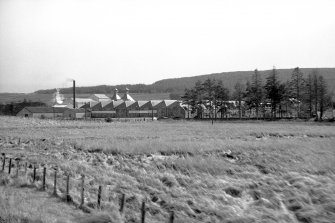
305, 73, 314, 118
233, 82, 245, 119
289, 67, 305, 117
318, 75, 328, 120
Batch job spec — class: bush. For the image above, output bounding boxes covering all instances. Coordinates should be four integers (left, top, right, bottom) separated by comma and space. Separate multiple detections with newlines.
105, 117, 112, 123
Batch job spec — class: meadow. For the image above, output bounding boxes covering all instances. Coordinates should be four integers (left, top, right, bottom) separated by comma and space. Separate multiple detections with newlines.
0, 116, 335, 223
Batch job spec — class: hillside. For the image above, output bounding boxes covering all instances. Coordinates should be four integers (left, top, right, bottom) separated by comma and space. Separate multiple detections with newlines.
34, 68, 335, 95
1, 68, 334, 105
151, 68, 335, 93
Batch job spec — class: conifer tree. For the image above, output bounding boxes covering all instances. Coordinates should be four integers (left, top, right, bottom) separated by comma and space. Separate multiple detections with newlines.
250, 69, 264, 118
265, 67, 285, 118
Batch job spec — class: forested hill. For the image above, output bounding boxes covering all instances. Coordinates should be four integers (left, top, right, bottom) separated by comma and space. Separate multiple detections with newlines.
35, 68, 335, 94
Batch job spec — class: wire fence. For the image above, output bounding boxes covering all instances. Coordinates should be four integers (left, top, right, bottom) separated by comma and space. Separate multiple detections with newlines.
1, 153, 178, 223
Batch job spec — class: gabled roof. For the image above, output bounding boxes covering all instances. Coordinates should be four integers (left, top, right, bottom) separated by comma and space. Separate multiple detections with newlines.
111, 94, 122, 101
121, 88, 135, 101
89, 101, 100, 108
163, 100, 178, 107
111, 89, 122, 101
91, 102, 102, 111
101, 100, 124, 110
116, 101, 138, 109
121, 94, 135, 101
113, 100, 125, 109
24, 107, 69, 113
79, 103, 90, 109
101, 101, 114, 111
101, 100, 112, 108
137, 101, 150, 108
124, 101, 136, 108
149, 100, 163, 109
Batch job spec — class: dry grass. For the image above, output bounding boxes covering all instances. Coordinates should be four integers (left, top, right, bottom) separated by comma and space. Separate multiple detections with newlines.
0, 116, 335, 222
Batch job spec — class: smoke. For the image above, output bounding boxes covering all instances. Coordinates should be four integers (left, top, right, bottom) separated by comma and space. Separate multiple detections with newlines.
54, 88, 64, 104
66, 78, 75, 82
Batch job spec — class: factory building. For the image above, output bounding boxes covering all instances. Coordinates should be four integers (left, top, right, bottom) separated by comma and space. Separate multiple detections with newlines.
17, 88, 186, 119
85, 89, 185, 119
16, 107, 69, 118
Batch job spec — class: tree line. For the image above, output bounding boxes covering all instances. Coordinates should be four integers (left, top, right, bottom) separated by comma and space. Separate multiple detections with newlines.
182, 67, 333, 120
0, 100, 46, 116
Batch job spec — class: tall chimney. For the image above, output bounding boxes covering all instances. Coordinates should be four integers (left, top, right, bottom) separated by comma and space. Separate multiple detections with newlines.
73, 80, 76, 109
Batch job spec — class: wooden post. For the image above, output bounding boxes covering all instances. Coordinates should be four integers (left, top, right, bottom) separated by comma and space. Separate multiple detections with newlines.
66, 175, 71, 202
42, 167, 46, 190
119, 193, 126, 213
169, 211, 175, 223
97, 185, 102, 208
1, 154, 5, 172
53, 168, 57, 196
8, 158, 12, 174
141, 201, 146, 223
33, 166, 36, 182
15, 159, 20, 177
80, 175, 85, 207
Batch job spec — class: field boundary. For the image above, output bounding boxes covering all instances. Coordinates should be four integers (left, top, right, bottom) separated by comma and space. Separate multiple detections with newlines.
0, 153, 177, 223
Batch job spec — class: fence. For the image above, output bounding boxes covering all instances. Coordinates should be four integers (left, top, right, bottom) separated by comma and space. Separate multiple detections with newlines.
0, 153, 176, 223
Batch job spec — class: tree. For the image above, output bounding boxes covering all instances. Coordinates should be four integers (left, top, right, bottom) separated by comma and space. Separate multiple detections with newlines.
318, 75, 328, 120
182, 79, 229, 120
215, 80, 230, 119
202, 79, 216, 119
194, 80, 205, 118
181, 87, 201, 118
265, 67, 285, 119
181, 89, 192, 119
305, 73, 314, 118
250, 69, 264, 119
244, 80, 253, 117
289, 67, 305, 117
312, 70, 319, 120
233, 82, 245, 119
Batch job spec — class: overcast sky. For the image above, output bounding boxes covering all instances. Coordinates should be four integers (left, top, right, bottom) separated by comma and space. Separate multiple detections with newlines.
0, 0, 334, 93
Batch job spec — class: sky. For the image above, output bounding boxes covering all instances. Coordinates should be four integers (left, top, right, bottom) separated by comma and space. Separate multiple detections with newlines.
0, 0, 334, 93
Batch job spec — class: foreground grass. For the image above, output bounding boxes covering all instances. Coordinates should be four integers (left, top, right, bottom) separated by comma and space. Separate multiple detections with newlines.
0, 173, 85, 223
0, 116, 335, 222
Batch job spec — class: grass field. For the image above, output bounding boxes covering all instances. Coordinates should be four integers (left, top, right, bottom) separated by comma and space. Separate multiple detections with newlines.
0, 117, 335, 223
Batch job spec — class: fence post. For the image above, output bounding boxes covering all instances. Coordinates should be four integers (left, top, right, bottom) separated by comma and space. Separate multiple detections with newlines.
66, 174, 71, 202
169, 211, 175, 223
53, 168, 57, 196
141, 201, 146, 223
15, 159, 20, 177
119, 193, 126, 214
8, 158, 12, 174
33, 166, 36, 183
80, 174, 85, 207
42, 167, 46, 190
1, 153, 5, 172
97, 185, 102, 208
